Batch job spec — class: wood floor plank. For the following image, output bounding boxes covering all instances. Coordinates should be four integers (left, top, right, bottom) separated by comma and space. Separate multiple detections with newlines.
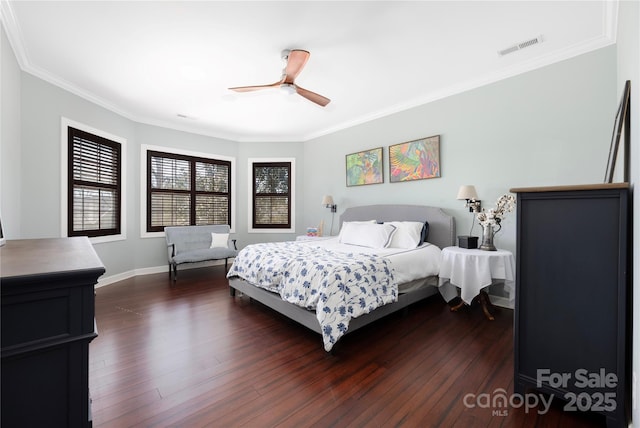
90, 266, 607, 427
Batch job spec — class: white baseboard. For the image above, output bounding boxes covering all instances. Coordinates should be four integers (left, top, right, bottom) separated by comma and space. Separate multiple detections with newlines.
488, 294, 514, 310
96, 259, 230, 288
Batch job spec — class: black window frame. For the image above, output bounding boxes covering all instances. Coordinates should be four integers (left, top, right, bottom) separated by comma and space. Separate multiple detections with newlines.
67, 126, 122, 238
252, 161, 292, 229
146, 150, 232, 233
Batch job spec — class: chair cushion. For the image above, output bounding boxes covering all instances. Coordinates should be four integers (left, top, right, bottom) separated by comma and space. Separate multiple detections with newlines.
172, 248, 237, 265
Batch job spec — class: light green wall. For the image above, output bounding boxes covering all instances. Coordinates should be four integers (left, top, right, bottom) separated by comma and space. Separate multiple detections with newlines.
11, 65, 307, 278
5, 40, 617, 281
1, 23, 22, 238
19, 72, 137, 274
304, 46, 617, 257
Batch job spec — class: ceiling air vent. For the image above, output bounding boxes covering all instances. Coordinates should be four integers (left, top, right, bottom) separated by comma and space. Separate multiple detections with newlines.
498, 35, 543, 56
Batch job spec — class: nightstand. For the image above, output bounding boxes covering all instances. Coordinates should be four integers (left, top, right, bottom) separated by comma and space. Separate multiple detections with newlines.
295, 235, 332, 241
438, 246, 515, 320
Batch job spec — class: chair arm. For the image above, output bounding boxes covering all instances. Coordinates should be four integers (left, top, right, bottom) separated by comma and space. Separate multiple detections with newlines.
167, 242, 176, 258
231, 239, 237, 250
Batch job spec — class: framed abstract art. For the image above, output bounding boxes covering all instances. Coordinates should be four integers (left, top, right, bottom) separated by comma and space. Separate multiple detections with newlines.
389, 135, 441, 183
345, 147, 384, 187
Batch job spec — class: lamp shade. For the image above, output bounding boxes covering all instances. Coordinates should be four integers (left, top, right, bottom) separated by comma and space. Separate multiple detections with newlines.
456, 185, 478, 200
321, 195, 334, 206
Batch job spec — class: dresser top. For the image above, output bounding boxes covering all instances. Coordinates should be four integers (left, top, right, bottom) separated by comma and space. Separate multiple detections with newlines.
510, 182, 629, 193
0, 237, 105, 280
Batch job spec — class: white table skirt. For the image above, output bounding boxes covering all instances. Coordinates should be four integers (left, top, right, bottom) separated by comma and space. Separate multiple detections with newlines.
438, 246, 515, 304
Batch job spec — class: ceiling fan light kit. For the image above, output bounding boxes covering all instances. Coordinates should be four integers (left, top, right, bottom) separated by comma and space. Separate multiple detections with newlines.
280, 83, 297, 95
229, 49, 331, 107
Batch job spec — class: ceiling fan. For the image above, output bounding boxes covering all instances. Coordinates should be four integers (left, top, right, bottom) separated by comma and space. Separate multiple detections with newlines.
229, 49, 331, 107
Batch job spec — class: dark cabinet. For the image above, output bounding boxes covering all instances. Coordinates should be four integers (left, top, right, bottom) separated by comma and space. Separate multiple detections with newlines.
1, 237, 105, 428
511, 183, 630, 427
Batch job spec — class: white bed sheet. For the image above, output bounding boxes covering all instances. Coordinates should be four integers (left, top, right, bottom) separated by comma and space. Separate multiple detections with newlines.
296, 237, 442, 284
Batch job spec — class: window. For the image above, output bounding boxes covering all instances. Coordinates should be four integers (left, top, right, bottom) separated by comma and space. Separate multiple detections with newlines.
147, 150, 231, 232
67, 126, 122, 238
252, 161, 292, 229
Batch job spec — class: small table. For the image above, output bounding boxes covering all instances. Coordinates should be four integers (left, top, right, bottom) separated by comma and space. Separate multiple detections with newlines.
438, 246, 515, 320
296, 235, 333, 241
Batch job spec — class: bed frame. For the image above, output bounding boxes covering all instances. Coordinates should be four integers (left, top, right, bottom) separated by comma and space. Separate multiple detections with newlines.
228, 204, 455, 343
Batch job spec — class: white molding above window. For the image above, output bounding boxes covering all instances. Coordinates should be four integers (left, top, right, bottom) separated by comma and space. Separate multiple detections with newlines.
140, 144, 236, 238
248, 157, 296, 234
60, 117, 127, 244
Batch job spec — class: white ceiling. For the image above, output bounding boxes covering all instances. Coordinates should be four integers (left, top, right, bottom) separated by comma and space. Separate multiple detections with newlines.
2, 1, 616, 142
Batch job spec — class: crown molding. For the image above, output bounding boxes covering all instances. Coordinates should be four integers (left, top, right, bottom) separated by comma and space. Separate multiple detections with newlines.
1, 0, 29, 68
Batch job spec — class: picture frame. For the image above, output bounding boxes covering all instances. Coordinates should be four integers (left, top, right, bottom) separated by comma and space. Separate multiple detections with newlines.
604, 80, 631, 183
345, 147, 384, 187
389, 135, 441, 183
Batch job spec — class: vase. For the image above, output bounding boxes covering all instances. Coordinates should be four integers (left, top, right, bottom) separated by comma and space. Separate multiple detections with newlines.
479, 224, 497, 251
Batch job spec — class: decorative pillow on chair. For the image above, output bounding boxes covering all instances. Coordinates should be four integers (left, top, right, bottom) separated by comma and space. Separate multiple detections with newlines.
210, 232, 229, 248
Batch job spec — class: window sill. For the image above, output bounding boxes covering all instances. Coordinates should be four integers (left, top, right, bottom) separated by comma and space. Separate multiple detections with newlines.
88, 233, 126, 245
248, 228, 295, 234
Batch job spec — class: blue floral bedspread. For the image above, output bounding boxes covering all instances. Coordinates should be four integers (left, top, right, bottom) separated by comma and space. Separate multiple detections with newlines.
226, 241, 398, 351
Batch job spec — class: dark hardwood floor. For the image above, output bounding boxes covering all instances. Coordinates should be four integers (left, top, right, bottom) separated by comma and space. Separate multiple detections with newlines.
90, 266, 606, 427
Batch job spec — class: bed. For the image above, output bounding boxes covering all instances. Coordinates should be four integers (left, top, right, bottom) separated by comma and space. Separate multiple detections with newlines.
227, 204, 455, 351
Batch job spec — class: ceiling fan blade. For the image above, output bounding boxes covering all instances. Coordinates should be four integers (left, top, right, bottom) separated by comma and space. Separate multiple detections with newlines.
229, 81, 281, 92
283, 50, 310, 84
294, 85, 331, 107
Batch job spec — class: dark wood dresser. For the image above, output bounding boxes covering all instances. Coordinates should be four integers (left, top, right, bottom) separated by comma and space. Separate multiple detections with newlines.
510, 183, 630, 427
1, 237, 105, 428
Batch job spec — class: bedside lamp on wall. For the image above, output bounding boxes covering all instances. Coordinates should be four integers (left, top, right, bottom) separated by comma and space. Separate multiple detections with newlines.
456, 185, 480, 248
456, 185, 481, 213
322, 195, 337, 236
322, 195, 337, 213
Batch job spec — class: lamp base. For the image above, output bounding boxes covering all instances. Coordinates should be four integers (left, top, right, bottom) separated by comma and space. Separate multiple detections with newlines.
457, 235, 478, 249
479, 243, 497, 251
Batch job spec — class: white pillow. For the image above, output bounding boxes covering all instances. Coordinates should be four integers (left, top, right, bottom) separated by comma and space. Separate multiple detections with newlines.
387, 221, 424, 249
210, 232, 229, 248
337, 220, 376, 240
339, 222, 397, 248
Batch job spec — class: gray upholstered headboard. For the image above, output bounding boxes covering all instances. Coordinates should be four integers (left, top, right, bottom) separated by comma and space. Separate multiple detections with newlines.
339, 204, 456, 250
